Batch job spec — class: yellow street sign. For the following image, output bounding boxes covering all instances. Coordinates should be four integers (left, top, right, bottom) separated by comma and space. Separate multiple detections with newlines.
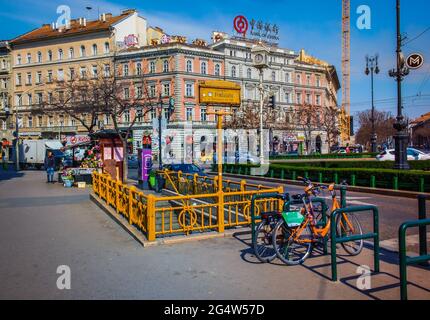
199, 80, 241, 106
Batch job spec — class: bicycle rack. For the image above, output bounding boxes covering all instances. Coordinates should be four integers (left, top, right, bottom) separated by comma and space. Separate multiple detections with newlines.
399, 219, 430, 300
330, 205, 380, 282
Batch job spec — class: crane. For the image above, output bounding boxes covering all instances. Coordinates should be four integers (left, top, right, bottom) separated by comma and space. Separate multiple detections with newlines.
341, 0, 351, 143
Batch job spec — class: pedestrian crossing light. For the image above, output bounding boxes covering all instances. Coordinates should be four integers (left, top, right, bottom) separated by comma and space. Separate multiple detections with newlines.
268, 95, 276, 109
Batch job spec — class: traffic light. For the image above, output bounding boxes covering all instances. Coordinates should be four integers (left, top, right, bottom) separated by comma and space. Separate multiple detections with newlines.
167, 97, 175, 122
268, 95, 275, 109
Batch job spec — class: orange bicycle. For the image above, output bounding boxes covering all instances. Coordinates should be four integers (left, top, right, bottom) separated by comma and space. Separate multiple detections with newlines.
272, 177, 363, 265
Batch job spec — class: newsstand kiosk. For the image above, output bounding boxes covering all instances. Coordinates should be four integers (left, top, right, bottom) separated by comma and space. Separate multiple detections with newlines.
91, 130, 124, 182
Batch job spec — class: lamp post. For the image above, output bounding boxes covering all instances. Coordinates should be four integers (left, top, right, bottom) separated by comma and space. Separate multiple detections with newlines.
157, 93, 163, 170
389, 0, 410, 170
365, 54, 380, 153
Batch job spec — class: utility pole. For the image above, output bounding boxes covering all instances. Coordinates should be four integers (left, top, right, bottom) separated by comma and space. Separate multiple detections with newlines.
15, 98, 20, 171
158, 93, 163, 170
365, 54, 380, 153
258, 69, 264, 164
389, 0, 410, 170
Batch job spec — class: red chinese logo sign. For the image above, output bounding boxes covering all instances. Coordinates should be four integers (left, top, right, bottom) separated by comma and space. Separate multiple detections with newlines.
234, 15, 249, 37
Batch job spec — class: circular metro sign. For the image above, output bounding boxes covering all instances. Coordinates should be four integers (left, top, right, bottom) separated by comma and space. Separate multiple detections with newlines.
406, 53, 424, 69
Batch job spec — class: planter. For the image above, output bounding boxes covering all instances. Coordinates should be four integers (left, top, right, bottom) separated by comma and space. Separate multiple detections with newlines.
63, 179, 74, 188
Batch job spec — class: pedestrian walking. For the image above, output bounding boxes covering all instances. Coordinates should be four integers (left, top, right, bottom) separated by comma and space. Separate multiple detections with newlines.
44, 151, 56, 183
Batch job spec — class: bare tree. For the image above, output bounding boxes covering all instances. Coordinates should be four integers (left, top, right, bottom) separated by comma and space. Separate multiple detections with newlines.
294, 104, 321, 154
321, 106, 340, 151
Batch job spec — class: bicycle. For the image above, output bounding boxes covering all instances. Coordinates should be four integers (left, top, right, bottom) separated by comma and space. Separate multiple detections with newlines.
272, 177, 364, 265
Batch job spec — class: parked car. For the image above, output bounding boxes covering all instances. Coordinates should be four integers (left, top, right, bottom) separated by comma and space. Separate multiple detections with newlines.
164, 163, 208, 176
127, 154, 139, 169
376, 148, 430, 161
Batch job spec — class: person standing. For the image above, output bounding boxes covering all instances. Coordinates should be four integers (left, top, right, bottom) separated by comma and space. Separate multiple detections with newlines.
44, 151, 55, 183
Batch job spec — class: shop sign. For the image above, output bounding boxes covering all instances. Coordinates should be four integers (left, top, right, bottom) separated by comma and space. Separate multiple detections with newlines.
233, 16, 280, 42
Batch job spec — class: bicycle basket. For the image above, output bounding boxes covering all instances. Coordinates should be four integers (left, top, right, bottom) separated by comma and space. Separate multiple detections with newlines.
282, 210, 305, 227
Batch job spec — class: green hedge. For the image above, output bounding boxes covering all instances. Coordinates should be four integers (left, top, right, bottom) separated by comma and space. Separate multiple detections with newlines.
222, 163, 430, 192
271, 160, 430, 171
270, 153, 378, 160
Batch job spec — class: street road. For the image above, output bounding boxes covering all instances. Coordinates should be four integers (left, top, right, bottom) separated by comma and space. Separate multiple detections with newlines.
1, 170, 429, 300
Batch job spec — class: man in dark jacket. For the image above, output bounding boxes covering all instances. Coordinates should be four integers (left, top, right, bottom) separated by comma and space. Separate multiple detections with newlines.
44, 151, 55, 183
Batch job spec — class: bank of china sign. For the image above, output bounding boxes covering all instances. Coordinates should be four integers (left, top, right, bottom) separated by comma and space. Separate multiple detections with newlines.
233, 16, 280, 42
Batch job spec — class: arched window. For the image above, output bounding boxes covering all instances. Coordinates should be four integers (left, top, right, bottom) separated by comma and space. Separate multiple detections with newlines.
214, 64, 220, 76
271, 71, 276, 82
163, 60, 169, 73
247, 68, 252, 79
201, 61, 207, 75
231, 66, 236, 78
16, 54, 21, 65
69, 47, 74, 59
186, 60, 193, 73
80, 45, 86, 57
47, 50, 52, 61
150, 61, 155, 73
104, 42, 110, 54
58, 49, 63, 60
136, 62, 142, 75
37, 51, 42, 63
92, 44, 97, 56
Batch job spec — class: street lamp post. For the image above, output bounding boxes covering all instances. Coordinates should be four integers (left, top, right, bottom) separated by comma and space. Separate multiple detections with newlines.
389, 0, 410, 170
365, 54, 380, 153
158, 93, 163, 170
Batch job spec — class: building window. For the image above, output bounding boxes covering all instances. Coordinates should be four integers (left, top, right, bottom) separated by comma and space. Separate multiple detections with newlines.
151, 108, 156, 119
48, 50, 53, 61
26, 72, 32, 85
92, 65, 98, 78
163, 60, 169, 73
27, 94, 32, 106
80, 67, 86, 79
69, 47, 74, 59
48, 116, 53, 127
186, 83, 194, 97
285, 72, 290, 83
16, 94, 22, 106
186, 60, 193, 73
231, 65, 236, 78
92, 44, 97, 56
36, 71, 42, 84
271, 71, 276, 82
215, 64, 220, 76
296, 92, 302, 104
201, 61, 207, 75
316, 95, 321, 106
58, 49, 63, 60
48, 92, 53, 104
38, 116, 42, 127
124, 111, 130, 123
316, 76, 321, 87
163, 83, 170, 96
103, 64, 110, 77
306, 74, 311, 85
37, 92, 43, 104
28, 116, 33, 127
69, 68, 75, 80
80, 45, 86, 57
104, 42, 110, 54
136, 86, 143, 99
57, 69, 64, 81
247, 68, 252, 79
124, 87, 130, 99
136, 62, 142, 75
285, 92, 290, 103
16, 73, 21, 86
186, 107, 193, 121
104, 114, 109, 125
123, 64, 129, 77
27, 53, 31, 64
16, 54, 21, 65
136, 109, 143, 122
296, 74, 301, 84
200, 108, 207, 122
47, 70, 53, 82
150, 61, 155, 73
149, 85, 156, 98
37, 51, 42, 63
306, 93, 311, 104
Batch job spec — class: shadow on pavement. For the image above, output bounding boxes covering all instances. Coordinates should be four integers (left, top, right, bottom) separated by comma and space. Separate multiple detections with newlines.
0, 168, 25, 182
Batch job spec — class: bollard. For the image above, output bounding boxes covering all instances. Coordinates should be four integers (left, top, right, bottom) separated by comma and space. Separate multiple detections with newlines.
418, 195, 429, 266
393, 176, 399, 191
281, 169, 285, 180
419, 178, 425, 193
318, 172, 323, 183
334, 173, 339, 184
340, 186, 347, 208
370, 175, 376, 188
351, 174, 356, 187
292, 171, 297, 181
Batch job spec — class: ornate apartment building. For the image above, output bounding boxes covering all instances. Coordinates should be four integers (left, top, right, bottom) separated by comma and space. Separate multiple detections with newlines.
0, 40, 11, 140
9, 9, 147, 140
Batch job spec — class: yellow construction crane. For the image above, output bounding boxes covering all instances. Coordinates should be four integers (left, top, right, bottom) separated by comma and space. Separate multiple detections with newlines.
340, 0, 351, 144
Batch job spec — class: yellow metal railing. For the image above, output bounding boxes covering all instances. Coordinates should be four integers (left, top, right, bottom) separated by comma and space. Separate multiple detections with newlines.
92, 171, 283, 241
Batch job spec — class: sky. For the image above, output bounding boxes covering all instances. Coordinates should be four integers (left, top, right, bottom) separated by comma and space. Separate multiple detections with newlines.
1, 0, 429, 125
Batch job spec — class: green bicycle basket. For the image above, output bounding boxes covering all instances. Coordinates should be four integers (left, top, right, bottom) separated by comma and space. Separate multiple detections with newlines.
282, 210, 305, 227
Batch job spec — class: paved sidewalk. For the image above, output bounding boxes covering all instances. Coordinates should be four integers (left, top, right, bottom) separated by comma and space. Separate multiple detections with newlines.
0, 170, 429, 299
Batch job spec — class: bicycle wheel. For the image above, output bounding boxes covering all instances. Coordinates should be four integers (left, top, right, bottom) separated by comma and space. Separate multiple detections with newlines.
253, 219, 277, 263
336, 213, 364, 256
272, 219, 313, 265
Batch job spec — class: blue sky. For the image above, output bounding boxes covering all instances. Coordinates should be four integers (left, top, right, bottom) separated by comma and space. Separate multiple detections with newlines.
1, 0, 429, 123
